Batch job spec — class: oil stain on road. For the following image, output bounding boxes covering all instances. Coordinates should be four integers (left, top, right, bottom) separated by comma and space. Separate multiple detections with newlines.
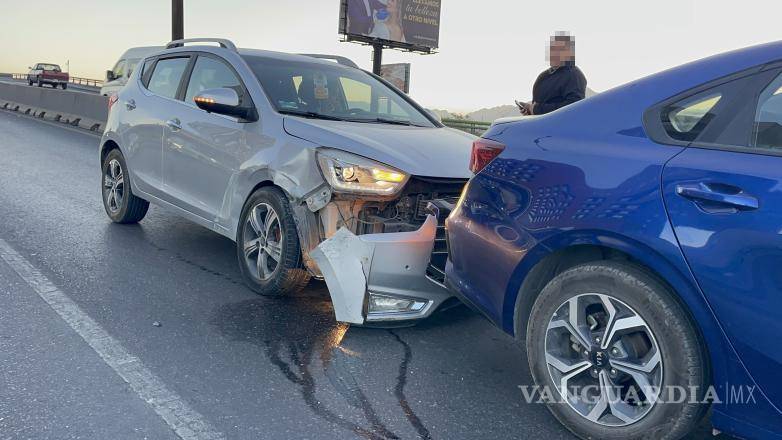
212, 288, 434, 439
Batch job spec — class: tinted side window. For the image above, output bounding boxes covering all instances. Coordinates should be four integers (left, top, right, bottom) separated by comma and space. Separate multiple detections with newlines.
752, 72, 782, 150
656, 73, 767, 146
147, 57, 189, 99
141, 58, 155, 87
184, 56, 243, 105
127, 58, 141, 78
113, 60, 127, 78
662, 92, 722, 141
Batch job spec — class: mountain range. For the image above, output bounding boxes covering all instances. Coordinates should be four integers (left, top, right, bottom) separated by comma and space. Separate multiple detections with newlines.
430, 87, 597, 122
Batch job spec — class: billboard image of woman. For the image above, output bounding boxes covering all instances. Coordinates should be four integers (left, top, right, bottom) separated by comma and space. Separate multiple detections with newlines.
340, 0, 441, 51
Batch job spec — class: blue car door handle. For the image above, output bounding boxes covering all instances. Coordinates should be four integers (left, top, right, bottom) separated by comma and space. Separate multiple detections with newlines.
676, 183, 759, 211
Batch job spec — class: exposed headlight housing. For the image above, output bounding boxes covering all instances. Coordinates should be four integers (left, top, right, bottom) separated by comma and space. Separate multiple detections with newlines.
316, 148, 409, 197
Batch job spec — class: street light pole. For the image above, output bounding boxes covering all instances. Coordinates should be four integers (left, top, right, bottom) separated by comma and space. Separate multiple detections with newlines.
372, 43, 383, 75
172, 0, 184, 41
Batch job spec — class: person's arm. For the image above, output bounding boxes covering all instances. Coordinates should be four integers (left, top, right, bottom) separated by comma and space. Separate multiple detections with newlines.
534, 70, 587, 115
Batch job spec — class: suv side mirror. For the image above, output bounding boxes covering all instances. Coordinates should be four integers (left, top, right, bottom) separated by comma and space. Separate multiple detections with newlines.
193, 88, 257, 122
106, 70, 115, 81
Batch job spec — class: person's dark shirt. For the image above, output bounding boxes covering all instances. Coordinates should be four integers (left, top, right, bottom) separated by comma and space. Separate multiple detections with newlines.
532, 64, 587, 115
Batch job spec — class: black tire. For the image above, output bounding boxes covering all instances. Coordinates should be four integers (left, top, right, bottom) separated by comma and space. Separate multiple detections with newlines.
236, 187, 310, 296
525, 261, 708, 440
61, 83, 67, 90
101, 149, 149, 224
37, 78, 42, 87
28, 79, 33, 86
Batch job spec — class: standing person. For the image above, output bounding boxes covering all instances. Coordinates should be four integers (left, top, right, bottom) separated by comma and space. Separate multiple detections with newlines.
518, 33, 587, 116
347, 0, 386, 36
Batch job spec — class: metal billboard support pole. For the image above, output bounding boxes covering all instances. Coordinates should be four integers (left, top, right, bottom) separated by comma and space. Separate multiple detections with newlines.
172, 0, 184, 41
372, 43, 383, 75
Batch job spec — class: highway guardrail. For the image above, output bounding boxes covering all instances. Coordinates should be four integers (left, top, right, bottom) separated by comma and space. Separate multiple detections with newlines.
0, 82, 108, 132
9, 73, 102, 91
441, 118, 491, 136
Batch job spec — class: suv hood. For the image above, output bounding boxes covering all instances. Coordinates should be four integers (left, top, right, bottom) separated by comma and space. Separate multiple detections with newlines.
283, 117, 474, 178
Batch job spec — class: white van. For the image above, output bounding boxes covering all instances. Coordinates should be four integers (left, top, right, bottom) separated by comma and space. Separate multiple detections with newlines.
100, 46, 164, 96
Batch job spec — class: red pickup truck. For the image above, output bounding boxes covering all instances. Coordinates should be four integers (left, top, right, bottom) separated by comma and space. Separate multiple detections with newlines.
27, 63, 69, 89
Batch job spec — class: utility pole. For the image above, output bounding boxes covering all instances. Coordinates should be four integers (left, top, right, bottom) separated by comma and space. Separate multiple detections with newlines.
372, 43, 383, 75
172, 0, 184, 41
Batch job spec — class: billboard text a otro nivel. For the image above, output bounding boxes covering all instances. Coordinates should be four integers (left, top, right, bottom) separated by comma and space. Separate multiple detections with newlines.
339, 0, 441, 52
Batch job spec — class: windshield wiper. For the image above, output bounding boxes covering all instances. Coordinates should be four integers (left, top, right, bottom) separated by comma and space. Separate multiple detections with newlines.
278, 110, 346, 121
349, 117, 422, 126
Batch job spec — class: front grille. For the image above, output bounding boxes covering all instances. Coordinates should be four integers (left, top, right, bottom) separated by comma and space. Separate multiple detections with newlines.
426, 221, 449, 285
423, 199, 455, 286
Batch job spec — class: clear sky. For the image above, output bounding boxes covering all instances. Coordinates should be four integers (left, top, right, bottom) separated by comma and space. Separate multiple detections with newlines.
1, 0, 779, 111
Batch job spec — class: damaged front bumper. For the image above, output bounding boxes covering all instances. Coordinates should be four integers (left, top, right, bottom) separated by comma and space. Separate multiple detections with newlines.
311, 212, 453, 325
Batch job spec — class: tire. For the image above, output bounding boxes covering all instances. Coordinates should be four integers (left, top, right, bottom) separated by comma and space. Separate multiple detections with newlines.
37, 78, 42, 87
28, 79, 33, 86
61, 83, 67, 90
101, 149, 149, 224
236, 187, 310, 296
525, 261, 708, 440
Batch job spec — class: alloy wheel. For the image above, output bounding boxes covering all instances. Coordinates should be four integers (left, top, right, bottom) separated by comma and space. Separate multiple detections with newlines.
544, 293, 663, 426
242, 203, 283, 281
103, 158, 125, 214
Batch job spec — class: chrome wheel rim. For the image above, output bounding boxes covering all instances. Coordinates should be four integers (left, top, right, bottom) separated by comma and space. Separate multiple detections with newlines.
242, 202, 283, 281
103, 158, 124, 214
544, 293, 663, 426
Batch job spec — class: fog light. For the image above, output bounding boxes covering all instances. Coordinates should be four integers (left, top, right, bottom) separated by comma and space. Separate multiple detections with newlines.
368, 293, 427, 314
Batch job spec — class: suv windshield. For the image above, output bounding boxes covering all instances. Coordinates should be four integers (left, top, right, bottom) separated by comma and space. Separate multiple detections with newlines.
242, 55, 434, 127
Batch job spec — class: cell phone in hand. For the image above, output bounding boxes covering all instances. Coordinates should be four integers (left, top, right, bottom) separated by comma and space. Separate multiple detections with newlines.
515, 100, 529, 114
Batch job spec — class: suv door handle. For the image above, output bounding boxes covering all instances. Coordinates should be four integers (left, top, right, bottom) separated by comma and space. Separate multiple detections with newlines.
125, 99, 136, 111
165, 118, 181, 131
676, 182, 759, 211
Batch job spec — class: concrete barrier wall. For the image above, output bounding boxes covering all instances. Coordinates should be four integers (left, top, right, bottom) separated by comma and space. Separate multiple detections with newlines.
0, 82, 108, 132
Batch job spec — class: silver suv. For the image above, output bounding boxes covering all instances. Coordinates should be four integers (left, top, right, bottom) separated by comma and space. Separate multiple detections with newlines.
99, 38, 474, 324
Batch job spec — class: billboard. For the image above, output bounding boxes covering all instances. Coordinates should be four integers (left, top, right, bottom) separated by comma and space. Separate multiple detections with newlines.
380, 63, 411, 93
339, 0, 441, 52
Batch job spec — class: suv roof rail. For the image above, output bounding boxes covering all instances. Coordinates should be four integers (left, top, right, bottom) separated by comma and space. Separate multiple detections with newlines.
299, 54, 359, 68
166, 38, 238, 52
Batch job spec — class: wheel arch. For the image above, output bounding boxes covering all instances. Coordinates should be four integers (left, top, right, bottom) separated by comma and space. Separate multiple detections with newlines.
503, 230, 720, 384
99, 138, 121, 165
226, 170, 290, 241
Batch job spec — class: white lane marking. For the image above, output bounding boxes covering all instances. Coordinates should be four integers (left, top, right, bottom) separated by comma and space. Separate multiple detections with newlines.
0, 239, 225, 440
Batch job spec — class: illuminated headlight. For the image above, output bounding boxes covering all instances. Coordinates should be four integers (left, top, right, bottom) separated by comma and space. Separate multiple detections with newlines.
317, 148, 409, 196
368, 293, 428, 314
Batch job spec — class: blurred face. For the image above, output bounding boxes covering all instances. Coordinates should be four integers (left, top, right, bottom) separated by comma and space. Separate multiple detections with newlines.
549, 38, 575, 67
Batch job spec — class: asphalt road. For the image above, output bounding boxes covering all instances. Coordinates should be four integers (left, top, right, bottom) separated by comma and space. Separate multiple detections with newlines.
0, 110, 724, 439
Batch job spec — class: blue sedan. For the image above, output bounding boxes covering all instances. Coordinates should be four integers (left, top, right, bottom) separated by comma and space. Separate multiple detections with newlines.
445, 41, 782, 440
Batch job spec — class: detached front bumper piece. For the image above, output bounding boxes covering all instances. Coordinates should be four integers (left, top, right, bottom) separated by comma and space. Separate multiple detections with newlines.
311, 214, 453, 325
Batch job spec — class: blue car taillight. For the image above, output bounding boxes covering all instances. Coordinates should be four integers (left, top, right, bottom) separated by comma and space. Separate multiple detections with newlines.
469, 138, 505, 174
